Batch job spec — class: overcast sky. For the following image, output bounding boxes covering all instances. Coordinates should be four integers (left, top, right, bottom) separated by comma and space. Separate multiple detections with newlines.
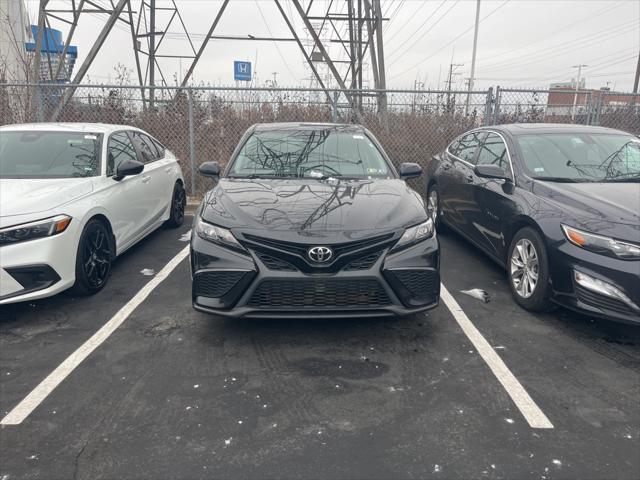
25, 0, 640, 91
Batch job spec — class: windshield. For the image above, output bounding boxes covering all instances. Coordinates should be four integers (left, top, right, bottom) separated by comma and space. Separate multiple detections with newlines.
0, 131, 103, 179
516, 132, 640, 182
228, 128, 392, 179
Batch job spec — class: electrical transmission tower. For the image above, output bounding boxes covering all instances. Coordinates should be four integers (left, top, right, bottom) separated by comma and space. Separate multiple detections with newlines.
35, 0, 389, 113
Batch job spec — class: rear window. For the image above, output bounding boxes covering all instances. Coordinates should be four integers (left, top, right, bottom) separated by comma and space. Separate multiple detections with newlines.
0, 131, 102, 179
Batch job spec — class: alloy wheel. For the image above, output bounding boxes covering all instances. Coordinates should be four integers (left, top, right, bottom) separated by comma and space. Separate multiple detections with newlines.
173, 186, 186, 223
427, 190, 438, 223
83, 227, 111, 289
510, 238, 539, 299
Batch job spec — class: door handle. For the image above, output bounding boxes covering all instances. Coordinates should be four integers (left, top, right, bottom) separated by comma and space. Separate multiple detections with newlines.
466, 175, 474, 183
141, 175, 151, 184
442, 163, 451, 170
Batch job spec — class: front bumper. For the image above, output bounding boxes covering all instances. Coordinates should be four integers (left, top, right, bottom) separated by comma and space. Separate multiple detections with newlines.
549, 241, 640, 325
0, 227, 78, 304
190, 233, 440, 319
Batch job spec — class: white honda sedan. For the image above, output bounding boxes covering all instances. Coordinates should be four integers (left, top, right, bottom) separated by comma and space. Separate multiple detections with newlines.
0, 123, 186, 304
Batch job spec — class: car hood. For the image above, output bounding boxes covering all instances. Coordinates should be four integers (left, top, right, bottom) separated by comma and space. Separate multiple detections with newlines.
200, 178, 427, 242
0, 178, 94, 218
533, 181, 640, 225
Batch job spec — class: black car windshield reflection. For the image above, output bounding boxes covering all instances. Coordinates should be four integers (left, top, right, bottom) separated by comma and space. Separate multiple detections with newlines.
516, 133, 640, 182
228, 128, 393, 180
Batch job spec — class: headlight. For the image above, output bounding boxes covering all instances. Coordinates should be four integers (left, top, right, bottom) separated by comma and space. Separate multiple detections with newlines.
562, 224, 640, 260
0, 215, 72, 246
195, 217, 246, 252
394, 218, 435, 251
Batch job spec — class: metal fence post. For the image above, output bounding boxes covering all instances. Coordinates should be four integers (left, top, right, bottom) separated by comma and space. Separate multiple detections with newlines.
332, 90, 338, 123
484, 87, 494, 125
187, 89, 196, 197
584, 92, 592, 125
592, 92, 604, 126
493, 86, 501, 125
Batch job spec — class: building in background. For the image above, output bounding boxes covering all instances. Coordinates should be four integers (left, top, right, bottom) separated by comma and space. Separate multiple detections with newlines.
25, 26, 77, 83
546, 81, 636, 117
0, 0, 32, 82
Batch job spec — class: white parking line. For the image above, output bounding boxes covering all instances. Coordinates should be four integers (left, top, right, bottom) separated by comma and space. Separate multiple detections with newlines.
1, 246, 190, 426
440, 284, 554, 429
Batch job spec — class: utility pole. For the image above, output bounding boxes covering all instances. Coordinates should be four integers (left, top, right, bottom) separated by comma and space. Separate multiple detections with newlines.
446, 62, 463, 112
571, 64, 587, 120
272, 72, 279, 86
149, 0, 155, 107
465, 0, 481, 115
633, 49, 639, 93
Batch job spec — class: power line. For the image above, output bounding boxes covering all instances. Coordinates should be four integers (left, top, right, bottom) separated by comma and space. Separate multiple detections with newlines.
389, 0, 510, 80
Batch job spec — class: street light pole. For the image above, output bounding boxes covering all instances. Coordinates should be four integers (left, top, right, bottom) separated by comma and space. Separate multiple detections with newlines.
571, 64, 587, 120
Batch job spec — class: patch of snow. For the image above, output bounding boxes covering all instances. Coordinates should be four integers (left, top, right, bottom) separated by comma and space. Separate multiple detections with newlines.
224, 437, 232, 446
194, 384, 200, 389
140, 268, 155, 276
552, 459, 562, 467
505, 418, 514, 424
186, 406, 192, 410
179, 231, 191, 242
433, 464, 441, 473
28, 455, 38, 460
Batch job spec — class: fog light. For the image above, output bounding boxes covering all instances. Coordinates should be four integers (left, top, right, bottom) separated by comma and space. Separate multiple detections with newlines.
574, 270, 638, 310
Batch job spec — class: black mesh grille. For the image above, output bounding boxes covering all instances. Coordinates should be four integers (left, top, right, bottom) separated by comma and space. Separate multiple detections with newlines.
194, 271, 245, 298
248, 279, 391, 308
343, 252, 382, 271
576, 285, 636, 316
254, 251, 298, 271
393, 270, 439, 297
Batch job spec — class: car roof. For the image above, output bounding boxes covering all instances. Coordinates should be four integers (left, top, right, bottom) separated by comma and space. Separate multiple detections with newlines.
251, 122, 365, 132
0, 122, 142, 134
487, 123, 630, 136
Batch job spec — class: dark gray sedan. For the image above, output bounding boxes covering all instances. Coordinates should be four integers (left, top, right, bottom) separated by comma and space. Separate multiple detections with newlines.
426, 123, 640, 324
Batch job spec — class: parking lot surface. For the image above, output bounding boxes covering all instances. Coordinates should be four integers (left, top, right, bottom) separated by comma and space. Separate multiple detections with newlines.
1, 217, 638, 480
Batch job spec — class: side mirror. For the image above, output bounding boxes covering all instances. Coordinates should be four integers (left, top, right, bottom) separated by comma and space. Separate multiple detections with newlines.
114, 159, 144, 181
474, 164, 510, 181
399, 162, 423, 180
198, 161, 221, 178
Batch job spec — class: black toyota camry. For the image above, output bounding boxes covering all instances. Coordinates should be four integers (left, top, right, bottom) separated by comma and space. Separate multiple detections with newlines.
190, 123, 440, 318
426, 123, 640, 324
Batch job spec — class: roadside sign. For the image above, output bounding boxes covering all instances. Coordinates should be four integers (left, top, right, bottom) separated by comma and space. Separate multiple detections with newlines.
234, 61, 252, 82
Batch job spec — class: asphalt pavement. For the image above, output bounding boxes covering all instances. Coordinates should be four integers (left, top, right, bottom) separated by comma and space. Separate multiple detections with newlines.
1, 217, 638, 480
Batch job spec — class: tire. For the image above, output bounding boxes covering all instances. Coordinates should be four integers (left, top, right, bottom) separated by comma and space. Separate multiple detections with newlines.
72, 219, 113, 296
165, 181, 186, 228
507, 226, 552, 312
426, 184, 441, 227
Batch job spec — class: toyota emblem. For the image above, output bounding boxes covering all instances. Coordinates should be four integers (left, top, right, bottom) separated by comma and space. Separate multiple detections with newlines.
308, 246, 333, 263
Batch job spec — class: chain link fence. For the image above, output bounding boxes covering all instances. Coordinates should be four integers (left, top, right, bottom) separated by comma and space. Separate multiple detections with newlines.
1, 83, 638, 197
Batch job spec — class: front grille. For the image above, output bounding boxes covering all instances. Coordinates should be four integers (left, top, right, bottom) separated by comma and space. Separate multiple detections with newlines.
343, 252, 382, 271
576, 285, 636, 316
254, 251, 298, 271
248, 278, 391, 309
194, 271, 245, 298
393, 270, 439, 297
240, 232, 395, 273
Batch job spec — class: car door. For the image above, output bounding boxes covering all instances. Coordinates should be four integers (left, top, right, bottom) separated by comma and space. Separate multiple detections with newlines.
443, 131, 485, 236
103, 131, 152, 250
467, 131, 516, 260
149, 136, 179, 211
129, 131, 166, 231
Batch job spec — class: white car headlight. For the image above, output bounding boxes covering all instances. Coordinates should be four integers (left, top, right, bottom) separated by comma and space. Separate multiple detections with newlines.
0, 215, 72, 246
195, 217, 245, 252
394, 218, 435, 251
562, 224, 640, 260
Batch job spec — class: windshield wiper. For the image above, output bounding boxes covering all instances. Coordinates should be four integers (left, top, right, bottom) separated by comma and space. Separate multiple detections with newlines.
531, 176, 592, 183
228, 174, 297, 179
